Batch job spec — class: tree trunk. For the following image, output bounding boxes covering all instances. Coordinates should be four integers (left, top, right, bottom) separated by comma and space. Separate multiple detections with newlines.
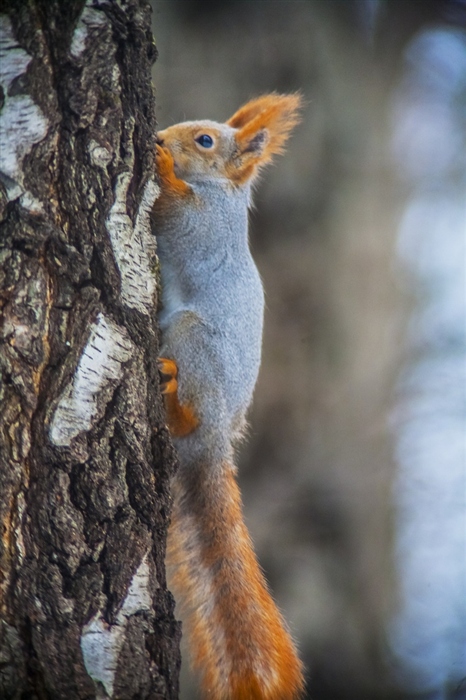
0, 1, 181, 698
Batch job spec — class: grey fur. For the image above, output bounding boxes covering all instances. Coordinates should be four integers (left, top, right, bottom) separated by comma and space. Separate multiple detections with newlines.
155, 178, 264, 471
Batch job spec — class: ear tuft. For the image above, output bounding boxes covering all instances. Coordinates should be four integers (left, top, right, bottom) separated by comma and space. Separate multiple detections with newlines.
228, 93, 303, 168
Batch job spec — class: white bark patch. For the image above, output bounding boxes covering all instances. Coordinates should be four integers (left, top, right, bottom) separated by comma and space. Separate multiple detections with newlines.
49, 312, 134, 447
19, 191, 44, 214
88, 139, 112, 169
0, 15, 49, 202
80, 555, 154, 697
13, 491, 26, 564
106, 176, 160, 315
70, 2, 108, 59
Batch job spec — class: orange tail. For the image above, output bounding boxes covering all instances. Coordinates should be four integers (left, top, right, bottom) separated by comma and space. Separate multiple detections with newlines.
167, 464, 304, 700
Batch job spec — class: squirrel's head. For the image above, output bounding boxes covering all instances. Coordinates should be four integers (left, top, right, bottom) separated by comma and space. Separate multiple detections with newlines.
156, 120, 238, 183
156, 93, 302, 186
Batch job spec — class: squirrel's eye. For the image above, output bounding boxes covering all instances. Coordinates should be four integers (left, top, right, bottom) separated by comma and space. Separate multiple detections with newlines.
195, 134, 214, 149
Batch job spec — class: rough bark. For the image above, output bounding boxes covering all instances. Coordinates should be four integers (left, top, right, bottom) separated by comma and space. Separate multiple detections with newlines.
0, 1, 181, 698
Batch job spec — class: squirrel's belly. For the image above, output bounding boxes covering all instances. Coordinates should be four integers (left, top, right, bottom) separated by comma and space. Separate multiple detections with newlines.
159, 255, 264, 414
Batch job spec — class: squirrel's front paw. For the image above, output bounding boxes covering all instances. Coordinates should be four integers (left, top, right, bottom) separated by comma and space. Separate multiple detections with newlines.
156, 143, 175, 177
155, 144, 192, 197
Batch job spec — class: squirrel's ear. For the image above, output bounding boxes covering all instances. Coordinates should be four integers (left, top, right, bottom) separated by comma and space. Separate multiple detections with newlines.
227, 95, 280, 129
236, 127, 269, 158
230, 93, 302, 168
227, 93, 302, 130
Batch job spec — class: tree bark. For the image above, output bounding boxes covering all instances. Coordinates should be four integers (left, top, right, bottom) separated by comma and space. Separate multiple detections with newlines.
0, 1, 181, 698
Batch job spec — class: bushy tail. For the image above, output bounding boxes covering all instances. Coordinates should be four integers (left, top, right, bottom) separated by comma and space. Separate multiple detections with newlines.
167, 463, 304, 700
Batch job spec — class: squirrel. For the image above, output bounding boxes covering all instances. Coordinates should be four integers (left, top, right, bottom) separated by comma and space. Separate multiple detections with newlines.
152, 94, 304, 700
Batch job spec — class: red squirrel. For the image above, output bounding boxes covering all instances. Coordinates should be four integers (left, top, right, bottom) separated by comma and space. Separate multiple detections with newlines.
153, 94, 304, 700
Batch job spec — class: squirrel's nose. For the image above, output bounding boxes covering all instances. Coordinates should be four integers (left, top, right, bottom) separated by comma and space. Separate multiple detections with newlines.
156, 129, 166, 146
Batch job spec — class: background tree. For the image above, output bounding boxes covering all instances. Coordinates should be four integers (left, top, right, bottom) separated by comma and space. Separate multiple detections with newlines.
0, 1, 180, 698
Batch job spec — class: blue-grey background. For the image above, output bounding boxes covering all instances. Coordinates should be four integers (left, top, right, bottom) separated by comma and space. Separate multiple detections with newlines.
151, 2, 466, 698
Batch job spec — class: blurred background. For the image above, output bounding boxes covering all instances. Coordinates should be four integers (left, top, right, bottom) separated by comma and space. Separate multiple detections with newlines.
150, 2, 466, 698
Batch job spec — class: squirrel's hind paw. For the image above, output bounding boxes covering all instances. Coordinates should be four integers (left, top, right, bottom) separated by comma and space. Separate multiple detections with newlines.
158, 357, 199, 437
158, 356, 178, 395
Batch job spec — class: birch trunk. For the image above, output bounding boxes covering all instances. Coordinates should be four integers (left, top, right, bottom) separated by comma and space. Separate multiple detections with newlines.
0, 1, 180, 698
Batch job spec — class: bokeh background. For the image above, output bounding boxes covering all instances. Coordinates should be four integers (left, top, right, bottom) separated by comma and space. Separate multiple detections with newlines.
150, 2, 466, 698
